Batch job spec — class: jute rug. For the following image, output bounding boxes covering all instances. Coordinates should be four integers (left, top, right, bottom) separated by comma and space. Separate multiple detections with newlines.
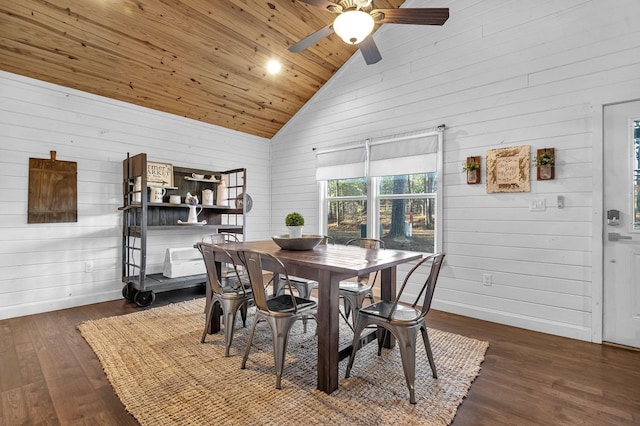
78, 298, 488, 425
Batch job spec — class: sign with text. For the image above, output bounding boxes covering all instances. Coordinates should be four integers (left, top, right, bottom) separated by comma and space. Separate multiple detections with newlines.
486, 145, 530, 193
147, 161, 173, 187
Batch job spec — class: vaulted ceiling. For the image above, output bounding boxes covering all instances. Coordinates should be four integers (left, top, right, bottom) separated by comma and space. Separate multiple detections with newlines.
0, 0, 406, 138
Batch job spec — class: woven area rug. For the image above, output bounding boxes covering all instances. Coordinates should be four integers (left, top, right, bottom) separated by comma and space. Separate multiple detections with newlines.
78, 298, 488, 425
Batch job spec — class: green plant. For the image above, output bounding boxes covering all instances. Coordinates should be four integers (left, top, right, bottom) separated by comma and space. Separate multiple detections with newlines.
285, 212, 304, 227
462, 160, 480, 172
534, 151, 555, 166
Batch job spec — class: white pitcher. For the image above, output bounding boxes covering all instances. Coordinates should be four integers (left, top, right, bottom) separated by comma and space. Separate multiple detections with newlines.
187, 205, 203, 223
150, 187, 166, 203
202, 189, 214, 206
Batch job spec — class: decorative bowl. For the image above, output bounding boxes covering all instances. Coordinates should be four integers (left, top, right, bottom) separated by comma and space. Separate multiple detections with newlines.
272, 234, 324, 251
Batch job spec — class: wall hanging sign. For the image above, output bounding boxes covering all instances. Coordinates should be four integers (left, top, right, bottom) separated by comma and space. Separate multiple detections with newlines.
486, 145, 530, 193
147, 161, 173, 187
28, 150, 77, 223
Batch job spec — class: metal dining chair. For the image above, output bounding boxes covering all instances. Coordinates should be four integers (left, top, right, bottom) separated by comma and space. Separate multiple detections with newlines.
345, 252, 446, 404
202, 232, 247, 288
196, 242, 253, 357
277, 236, 333, 332
238, 249, 318, 389
339, 238, 386, 329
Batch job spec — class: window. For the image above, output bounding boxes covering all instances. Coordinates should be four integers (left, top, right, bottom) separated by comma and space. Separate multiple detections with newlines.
324, 174, 436, 252
378, 173, 437, 252
326, 177, 367, 245
317, 130, 443, 253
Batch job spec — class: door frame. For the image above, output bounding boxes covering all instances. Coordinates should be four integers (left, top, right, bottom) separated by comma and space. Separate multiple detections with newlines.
594, 98, 640, 344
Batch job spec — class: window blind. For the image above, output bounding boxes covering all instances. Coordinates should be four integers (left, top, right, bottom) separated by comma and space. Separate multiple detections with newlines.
368, 133, 439, 177
315, 143, 366, 180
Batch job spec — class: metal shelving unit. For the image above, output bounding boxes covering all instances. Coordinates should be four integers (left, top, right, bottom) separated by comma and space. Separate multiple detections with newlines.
120, 152, 246, 306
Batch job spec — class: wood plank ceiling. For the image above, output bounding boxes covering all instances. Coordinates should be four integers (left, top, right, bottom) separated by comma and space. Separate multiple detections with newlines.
0, 0, 404, 138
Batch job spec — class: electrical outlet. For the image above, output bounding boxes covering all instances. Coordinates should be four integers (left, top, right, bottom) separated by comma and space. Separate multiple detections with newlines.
482, 273, 492, 286
85, 261, 94, 273
529, 198, 546, 212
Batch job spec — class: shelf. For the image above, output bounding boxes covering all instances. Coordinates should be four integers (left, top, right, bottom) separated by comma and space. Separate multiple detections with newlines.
127, 273, 206, 292
148, 185, 178, 189
145, 224, 243, 231
145, 202, 233, 209
184, 176, 219, 183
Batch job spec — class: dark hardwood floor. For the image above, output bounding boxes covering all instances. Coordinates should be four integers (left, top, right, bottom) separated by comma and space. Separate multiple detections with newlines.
1, 287, 638, 425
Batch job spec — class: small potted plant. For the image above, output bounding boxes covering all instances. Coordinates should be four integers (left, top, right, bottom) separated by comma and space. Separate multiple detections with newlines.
462, 157, 481, 184
285, 212, 304, 238
534, 149, 555, 180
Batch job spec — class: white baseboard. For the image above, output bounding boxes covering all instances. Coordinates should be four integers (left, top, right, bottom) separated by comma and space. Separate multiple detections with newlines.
431, 299, 593, 343
0, 291, 121, 320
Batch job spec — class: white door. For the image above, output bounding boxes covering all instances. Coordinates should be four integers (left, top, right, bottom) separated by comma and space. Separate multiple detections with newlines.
603, 100, 640, 348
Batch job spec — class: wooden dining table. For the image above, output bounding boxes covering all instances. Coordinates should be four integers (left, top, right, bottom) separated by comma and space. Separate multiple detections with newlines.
200, 239, 423, 394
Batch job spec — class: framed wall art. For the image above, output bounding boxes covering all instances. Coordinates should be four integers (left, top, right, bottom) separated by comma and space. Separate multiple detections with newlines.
486, 145, 530, 193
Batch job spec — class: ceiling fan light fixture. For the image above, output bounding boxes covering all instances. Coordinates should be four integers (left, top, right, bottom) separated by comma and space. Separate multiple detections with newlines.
333, 10, 374, 45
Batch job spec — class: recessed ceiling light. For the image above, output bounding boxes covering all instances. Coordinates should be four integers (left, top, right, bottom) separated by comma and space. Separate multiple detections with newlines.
266, 59, 281, 74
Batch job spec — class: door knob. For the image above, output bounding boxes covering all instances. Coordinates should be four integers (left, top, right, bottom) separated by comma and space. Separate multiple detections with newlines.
608, 232, 632, 241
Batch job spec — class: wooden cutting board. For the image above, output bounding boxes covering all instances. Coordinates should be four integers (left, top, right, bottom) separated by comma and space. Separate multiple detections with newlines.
28, 151, 77, 223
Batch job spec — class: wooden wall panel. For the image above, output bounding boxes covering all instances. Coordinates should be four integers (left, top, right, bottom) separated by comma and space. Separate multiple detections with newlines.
0, 70, 270, 319
270, 0, 640, 342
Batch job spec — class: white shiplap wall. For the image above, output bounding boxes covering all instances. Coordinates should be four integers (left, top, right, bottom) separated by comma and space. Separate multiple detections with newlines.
271, 0, 640, 341
0, 70, 271, 319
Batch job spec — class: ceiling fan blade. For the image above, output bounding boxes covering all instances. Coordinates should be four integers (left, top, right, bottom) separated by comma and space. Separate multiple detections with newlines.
288, 24, 335, 53
296, 0, 342, 12
359, 36, 382, 65
371, 8, 449, 25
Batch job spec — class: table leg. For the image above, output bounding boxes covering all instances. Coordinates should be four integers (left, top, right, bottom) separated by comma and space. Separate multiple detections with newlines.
380, 266, 397, 349
316, 269, 341, 393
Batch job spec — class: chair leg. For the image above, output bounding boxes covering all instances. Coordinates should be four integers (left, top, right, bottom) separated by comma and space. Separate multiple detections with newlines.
420, 326, 438, 379
201, 300, 217, 343
241, 314, 261, 370
223, 306, 240, 357
266, 315, 298, 389
343, 297, 352, 319
396, 327, 419, 404
377, 328, 388, 356
349, 292, 369, 329
345, 316, 368, 378
240, 303, 248, 327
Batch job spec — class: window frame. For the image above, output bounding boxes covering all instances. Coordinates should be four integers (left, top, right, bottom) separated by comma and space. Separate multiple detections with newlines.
317, 129, 444, 254
321, 174, 439, 253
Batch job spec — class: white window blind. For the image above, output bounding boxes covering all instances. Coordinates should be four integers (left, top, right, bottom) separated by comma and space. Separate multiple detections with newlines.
315, 143, 366, 180
369, 134, 439, 177
315, 128, 443, 180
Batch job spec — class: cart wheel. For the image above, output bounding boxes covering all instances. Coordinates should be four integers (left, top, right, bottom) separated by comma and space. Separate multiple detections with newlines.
134, 290, 156, 307
122, 283, 138, 301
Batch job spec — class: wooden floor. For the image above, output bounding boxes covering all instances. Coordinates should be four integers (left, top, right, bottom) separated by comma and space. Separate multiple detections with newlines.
1, 287, 639, 425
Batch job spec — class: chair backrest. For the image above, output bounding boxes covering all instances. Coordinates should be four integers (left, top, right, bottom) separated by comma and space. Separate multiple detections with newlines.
387, 252, 446, 320
345, 238, 385, 250
202, 232, 241, 244
238, 250, 299, 313
321, 235, 334, 245
345, 238, 385, 284
196, 242, 247, 296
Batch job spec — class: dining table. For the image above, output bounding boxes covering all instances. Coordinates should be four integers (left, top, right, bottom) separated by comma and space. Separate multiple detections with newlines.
200, 239, 423, 394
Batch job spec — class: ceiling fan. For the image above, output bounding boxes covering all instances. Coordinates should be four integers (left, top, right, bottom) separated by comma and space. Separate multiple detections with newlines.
289, 0, 449, 65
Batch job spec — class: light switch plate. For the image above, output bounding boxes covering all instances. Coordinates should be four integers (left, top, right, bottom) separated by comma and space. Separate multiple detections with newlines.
529, 198, 546, 211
